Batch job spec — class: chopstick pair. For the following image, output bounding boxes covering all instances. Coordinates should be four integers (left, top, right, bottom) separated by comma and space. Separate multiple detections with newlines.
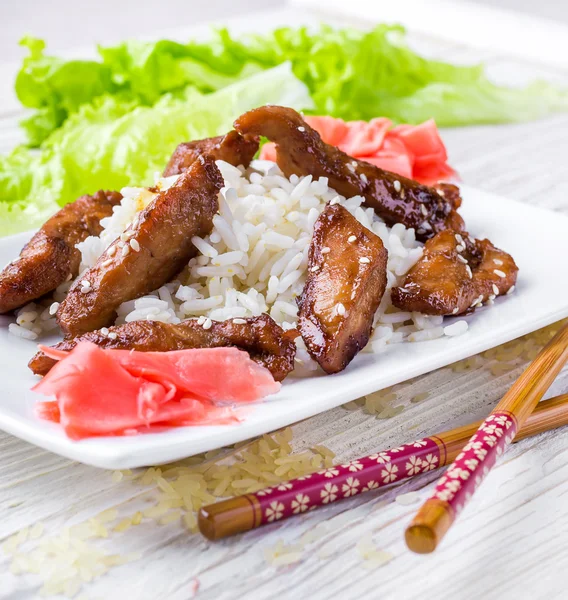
198, 391, 568, 541
405, 322, 568, 552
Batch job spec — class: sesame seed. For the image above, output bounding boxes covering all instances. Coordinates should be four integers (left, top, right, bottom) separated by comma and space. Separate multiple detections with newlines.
465, 265, 473, 279
456, 244, 465, 253
107, 245, 116, 257
232, 318, 246, 324
330, 198, 340, 206
336, 303, 346, 316
347, 163, 356, 173
492, 284, 500, 296
121, 244, 130, 257
452, 307, 459, 315
359, 257, 370, 264
65, 273, 73, 282
81, 280, 90, 288
129, 239, 140, 252
80, 286, 90, 294
321, 247, 331, 254
360, 173, 368, 184
420, 205, 428, 216
494, 269, 506, 278
417, 228, 426, 235
351, 161, 358, 168
348, 235, 357, 243
120, 230, 134, 242
507, 285, 516, 295
49, 302, 60, 316
400, 189, 406, 199
310, 265, 320, 272
203, 318, 213, 330
297, 126, 305, 132
108, 332, 118, 340
100, 327, 110, 336
437, 189, 445, 197
197, 316, 206, 325
468, 236, 475, 245
455, 234, 464, 245
470, 295, 484, 308
457, 255, 468, 264
493, 258, 503, 266
421, 221, 432, 231
101, 259, 113, 268
393, 180, 401, 192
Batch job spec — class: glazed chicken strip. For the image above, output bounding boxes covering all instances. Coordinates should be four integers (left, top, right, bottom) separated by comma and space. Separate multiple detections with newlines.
163, 130, 259, 177
391, 230, 518, 316
234, 105, 463, 241
297, 204, 388, 374
0, 190, 122, 314
29, 315, 296, 382
57, 156, 222, 337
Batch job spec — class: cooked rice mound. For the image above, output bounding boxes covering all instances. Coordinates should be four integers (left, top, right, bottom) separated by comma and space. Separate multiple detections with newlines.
10, 159, 464, 370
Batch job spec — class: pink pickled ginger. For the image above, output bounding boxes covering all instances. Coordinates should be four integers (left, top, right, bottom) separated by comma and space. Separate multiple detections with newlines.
260, 116, 457, 186
33, 342, 280, 440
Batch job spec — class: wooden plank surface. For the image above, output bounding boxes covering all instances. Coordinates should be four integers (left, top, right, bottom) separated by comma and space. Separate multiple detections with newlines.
0, 5, 567, 600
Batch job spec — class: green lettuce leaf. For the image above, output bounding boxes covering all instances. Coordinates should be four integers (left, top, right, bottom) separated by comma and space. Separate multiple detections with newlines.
15, 37, 117, 146
0, 63, 312, 236
306, 26, 568, 125
16, 26, 568, 146
98, 37, 265, 103
5, 25, 567, 237
15, 33, 266, 145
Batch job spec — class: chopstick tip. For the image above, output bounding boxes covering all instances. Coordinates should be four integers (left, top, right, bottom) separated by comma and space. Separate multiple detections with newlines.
198, 495, 258, 540
405, 499, 453, 554
197, 507, 218, 541
405, 524, 437, 554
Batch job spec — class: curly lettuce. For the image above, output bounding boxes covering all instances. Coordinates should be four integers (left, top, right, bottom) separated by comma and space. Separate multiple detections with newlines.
16, 26, 568, 146
3, 24, 567, 236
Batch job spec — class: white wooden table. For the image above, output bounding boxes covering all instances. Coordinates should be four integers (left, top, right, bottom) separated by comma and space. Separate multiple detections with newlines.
1, 4, 568, 600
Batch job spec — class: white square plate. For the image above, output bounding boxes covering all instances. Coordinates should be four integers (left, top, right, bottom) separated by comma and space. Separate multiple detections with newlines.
1, 184, 567, 469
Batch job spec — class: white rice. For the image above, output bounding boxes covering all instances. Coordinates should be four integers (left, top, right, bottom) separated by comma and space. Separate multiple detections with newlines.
8, 159, 467, 368
444, 320, 469, 337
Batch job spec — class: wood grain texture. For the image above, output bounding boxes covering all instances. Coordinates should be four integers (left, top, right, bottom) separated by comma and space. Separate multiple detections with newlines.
1, 7, 568, 600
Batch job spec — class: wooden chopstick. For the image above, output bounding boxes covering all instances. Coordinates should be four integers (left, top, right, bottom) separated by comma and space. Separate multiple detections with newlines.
197, 393, 568, 541
406, 323, 568, 554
